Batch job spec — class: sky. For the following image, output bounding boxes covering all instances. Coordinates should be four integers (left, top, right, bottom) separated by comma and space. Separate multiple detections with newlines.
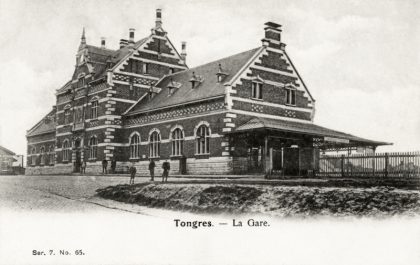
0, 0, 419, 155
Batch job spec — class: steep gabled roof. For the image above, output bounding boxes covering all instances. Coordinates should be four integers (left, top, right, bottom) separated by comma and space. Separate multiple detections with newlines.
27, 108, 57, 137
126, 47, 261, 115
0, 145, 15, 156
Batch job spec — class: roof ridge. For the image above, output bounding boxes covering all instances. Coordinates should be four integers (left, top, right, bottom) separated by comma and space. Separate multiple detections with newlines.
175, 47, 261, 74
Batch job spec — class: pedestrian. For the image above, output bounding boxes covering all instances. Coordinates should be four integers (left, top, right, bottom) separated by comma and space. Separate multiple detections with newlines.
149, 159, 156, 181
102, 159, 108, 174
129, 163, 136, 185
81, 161, 86, 174
111, 159, 116, 174
162, 160, 170, 182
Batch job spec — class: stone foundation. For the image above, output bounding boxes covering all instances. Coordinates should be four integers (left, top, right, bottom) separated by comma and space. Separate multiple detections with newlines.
25, 156, 235, 176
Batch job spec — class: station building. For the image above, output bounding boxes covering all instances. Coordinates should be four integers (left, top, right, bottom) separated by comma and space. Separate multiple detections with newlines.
26, 10, 387, 176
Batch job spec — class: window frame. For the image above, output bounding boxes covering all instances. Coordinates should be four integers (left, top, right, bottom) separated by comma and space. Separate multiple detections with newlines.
285, 87, 297, 106
62, 140, 70, 162
129, 133, 141, 159
171, 128, 184, 157
196, 124, 210, 155
31, 148, 36, 166
40, 146, 45, 165
49, 145, 55, 165
251, 82, 263, 100
64, 108, 71, 124
90, 100, 98, 119
149, 131, 161, 158
143, 63, 149, 74
88, 136, 98, 160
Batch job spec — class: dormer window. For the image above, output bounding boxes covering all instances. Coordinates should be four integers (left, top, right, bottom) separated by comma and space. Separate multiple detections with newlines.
189, 72, 202, 89
216, 63, 229, 83
78, 77, 85, 88
251, 82, 263, 100
285, 86, 296, 105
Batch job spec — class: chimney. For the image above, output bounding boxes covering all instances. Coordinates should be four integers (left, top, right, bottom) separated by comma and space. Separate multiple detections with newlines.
101, 37, 106, 49
129, 28, 135, 44
262, 22, 283, 47
181, 41, 187, 64
155, 9, 162, 28
119, 39, 128, 49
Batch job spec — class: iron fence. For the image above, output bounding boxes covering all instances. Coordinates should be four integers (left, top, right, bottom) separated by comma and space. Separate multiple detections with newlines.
317, 151, 420, 178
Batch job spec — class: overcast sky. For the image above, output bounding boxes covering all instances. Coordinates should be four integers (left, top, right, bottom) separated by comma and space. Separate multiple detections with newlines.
0, 0, 419, 155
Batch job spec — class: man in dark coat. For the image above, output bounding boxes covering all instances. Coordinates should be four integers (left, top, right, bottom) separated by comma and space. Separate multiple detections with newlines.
162, 160, 170, 183
149, 159, 156, 181
129, 163, 136, 185
102, 159, 108, 174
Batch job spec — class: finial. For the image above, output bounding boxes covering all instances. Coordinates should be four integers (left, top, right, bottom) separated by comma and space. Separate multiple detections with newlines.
81, 27, 86, 45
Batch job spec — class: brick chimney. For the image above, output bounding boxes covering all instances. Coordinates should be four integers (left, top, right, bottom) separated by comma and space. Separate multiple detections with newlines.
156, 9, 162, 28
181, 42, 187, 64
129, 28, 135, 45
262, 22, 283, 48
101, 37, 106, 49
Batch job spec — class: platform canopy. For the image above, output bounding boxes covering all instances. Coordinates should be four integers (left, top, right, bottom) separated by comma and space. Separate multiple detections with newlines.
233, 117, 391, 151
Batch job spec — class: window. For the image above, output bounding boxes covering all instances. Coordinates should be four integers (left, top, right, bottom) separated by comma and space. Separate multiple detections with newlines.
217, 75, 223, 83
31, 148, 36, 166
90, 101, 98, 119
63, 140, 70, 161
169, 68, 174, 74
40, 147, 45, 165
78, 77, 85, 88
130, 133, 141, 159
89, 136, 97, 159
49, 145, 55, 165
171, 128, 184, 156
196, 125, 210, 154
143, 63, 149, 74
149, 131, 160, 158
64, 108, 71, 124
252, 82, 263, 99
131, 60, 138, 73
286, 88, 296, 105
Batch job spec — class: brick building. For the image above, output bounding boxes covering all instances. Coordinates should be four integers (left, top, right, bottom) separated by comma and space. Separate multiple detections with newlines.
0, 145, 16, 175
26, 10, 387, 176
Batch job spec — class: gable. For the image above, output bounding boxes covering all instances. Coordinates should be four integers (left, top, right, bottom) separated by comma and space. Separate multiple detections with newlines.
228, 46, 315, 104
27, 108, 57, 137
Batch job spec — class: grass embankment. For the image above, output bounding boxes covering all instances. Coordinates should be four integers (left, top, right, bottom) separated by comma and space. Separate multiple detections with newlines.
96, 182, 420, 217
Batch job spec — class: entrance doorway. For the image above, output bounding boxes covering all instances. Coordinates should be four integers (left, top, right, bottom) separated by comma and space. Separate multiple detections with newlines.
74, 139, 82, 173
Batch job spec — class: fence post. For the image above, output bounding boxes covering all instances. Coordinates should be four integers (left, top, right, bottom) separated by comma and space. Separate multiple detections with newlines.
341, 154, 345, 177
385, 152, 389, 177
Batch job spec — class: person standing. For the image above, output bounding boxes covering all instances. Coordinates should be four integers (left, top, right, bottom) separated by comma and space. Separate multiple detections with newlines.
162, 160, 170, 183
111, 159, 116, 174
81, 161, 86, 174
102, 159, 108, 174
149, 159, 156, 181
129, 163, 136, 185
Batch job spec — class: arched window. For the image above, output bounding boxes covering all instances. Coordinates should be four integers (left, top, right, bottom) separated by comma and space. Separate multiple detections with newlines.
31, 148, 36, 166
130, 133, 141, 159
149, 131, 161, 158
40, 146, 45, 165
90, 100, 98, 119
49, 145, 55, 165
196, 124, 210, 154
171, 128, 184, 156
64, 105, 71, 124
89, 136, 98, 159
63, 140, 70, 161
